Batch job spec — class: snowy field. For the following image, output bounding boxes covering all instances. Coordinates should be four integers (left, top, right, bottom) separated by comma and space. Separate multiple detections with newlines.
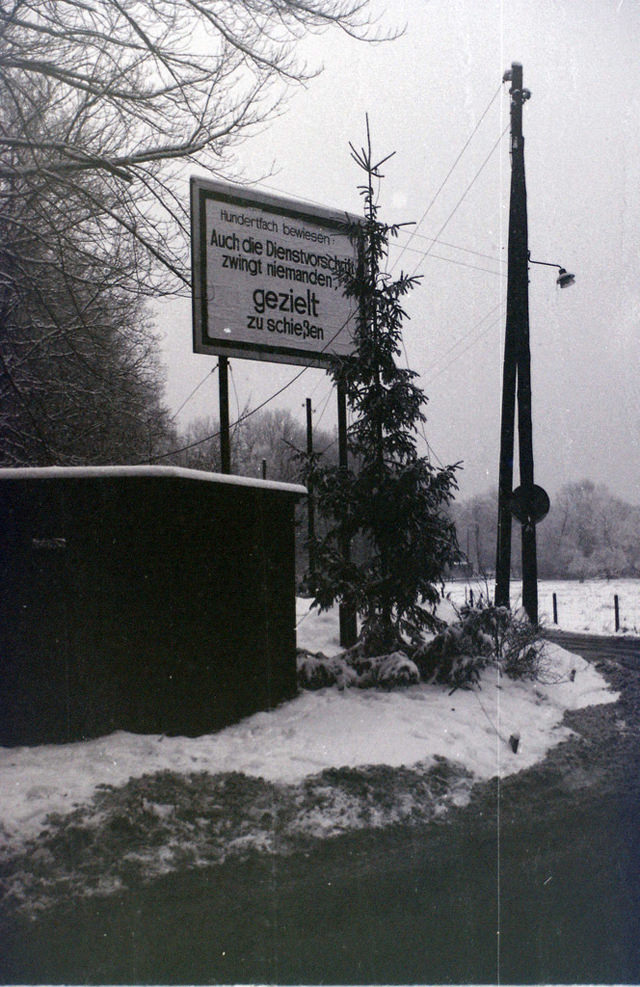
0, 594, 618, 861
445, 577, 640, 636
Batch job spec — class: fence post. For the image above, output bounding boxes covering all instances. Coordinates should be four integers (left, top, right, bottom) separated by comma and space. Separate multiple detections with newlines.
614, 594, 620, 632
552, 592, 558, 625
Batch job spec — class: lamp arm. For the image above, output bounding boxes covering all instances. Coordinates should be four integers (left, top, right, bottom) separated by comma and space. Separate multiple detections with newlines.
527, 253, 562, 270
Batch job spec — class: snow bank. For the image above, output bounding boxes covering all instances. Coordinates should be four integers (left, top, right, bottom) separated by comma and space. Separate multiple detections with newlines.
0, 600, 617, 851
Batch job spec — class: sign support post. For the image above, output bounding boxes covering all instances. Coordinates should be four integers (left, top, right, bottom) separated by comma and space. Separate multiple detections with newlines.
190, 176, 360, 638
219, 355, 231, 474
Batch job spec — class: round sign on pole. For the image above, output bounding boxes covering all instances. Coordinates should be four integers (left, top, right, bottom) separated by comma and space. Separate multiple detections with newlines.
509, 483, 550, 526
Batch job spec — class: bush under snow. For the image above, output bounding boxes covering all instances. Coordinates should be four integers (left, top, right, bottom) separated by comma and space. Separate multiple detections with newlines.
297, 648, 419, 691
298, 602, 547, 693
296, 651, 358, 690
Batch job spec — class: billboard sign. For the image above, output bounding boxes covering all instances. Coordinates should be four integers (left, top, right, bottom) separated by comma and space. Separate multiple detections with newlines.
191, 177, 361, 366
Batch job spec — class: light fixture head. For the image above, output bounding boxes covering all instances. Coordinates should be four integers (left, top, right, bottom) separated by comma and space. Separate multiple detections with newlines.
556, 268, 575, 289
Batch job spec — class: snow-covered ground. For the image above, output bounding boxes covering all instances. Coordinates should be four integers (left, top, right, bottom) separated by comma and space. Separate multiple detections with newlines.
446, 577, 640, 636
0, 596, 618, 857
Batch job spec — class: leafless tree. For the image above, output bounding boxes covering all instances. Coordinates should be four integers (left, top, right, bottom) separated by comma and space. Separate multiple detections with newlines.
0, 0, 389, 465
0, 0, 387, 293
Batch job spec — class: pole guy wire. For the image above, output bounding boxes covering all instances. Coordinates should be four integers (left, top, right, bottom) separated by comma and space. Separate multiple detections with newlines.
169, 362, 218, 421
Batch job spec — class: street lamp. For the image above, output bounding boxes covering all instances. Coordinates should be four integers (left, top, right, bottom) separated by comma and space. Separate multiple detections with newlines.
528, 254, 576, 288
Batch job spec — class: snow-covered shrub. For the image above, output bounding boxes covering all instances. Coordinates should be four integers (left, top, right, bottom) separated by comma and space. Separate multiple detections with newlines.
353, 651, 420, 689
297, 647, 419, 691
413, 602, 546, 688
413, 626, 491, 690
498, 612, 546, 680
459, 602, 546, 680
296, 650, 357, 690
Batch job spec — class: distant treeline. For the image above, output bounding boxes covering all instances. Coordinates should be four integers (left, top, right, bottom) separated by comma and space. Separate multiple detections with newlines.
450, 481, 640, 580
172, 412, 640, 583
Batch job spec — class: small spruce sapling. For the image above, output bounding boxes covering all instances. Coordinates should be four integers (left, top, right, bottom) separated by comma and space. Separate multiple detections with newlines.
299, 122, 461, 656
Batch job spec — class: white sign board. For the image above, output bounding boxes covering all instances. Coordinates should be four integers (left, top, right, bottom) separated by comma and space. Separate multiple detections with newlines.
191, 177, 361, 366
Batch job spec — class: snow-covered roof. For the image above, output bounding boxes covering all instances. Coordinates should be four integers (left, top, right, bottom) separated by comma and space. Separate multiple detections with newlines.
0, 465, 306, 497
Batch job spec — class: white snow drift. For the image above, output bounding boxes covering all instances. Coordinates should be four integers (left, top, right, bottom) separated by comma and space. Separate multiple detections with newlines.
0, 597, 618, 852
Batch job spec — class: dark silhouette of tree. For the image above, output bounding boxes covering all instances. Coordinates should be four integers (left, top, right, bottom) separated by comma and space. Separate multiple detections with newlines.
299, 124, 461, 655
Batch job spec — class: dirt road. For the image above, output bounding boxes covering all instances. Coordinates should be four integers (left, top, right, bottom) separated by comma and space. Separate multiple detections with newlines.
545, 628, 640, 668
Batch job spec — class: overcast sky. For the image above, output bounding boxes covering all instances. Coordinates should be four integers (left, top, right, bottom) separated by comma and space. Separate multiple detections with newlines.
159, 0, 640, 506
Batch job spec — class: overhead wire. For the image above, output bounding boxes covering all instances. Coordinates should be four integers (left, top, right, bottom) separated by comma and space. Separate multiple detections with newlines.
228, 361, 242, 439
424, 308, 504, 387
407, 123, 510, 279
151, 364, 315, 462
148, 308, 357, 463
393, 228, 506, 266
390, 83, 503, 274
425, 301, 503, 377
399, 329, 446, 468
313, 383, 335, 430
392, 242, 506, 278
390, 87, 508, 466
170, 362, 218, 421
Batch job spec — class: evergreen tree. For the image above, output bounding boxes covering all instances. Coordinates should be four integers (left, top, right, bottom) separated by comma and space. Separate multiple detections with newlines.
301, 125, 461, 655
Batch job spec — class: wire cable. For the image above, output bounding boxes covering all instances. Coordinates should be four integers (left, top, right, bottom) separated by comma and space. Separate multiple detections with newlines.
148, 309, 357, 463
392, 242, 506, 278
423, 301, 502, 379
392, 228, 506, 266
228, 361, 242, 440
398, 331, 445, 468
313, 383, 335, 430
425, 309, 503, 387
390, 84, 502, 274
170, 362, 218, 421
408, 124, 510, 279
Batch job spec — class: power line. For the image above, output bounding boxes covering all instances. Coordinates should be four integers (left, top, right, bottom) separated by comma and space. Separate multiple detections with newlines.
425, 310, 504, 387
170, 362, 217, 420
151, 365, 313, 462
148, 310, 357, 463
397, 332, 445, 468
228, 361, 242, 439
390, 84, 502, 274
424, 302, 503, 378
392, 242, 506, 278
313, 384, 335, 430
408, 123, 510, 279
392, 228, 506, 266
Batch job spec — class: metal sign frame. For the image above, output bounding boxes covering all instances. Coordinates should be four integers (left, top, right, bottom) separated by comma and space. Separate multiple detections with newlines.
191, 177, 361, 367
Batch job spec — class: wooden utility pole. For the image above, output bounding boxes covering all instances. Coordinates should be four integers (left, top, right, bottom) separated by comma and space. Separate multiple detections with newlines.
495, 62, 539, 622
337, 383, 357, 647
305, 398, 316, 579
